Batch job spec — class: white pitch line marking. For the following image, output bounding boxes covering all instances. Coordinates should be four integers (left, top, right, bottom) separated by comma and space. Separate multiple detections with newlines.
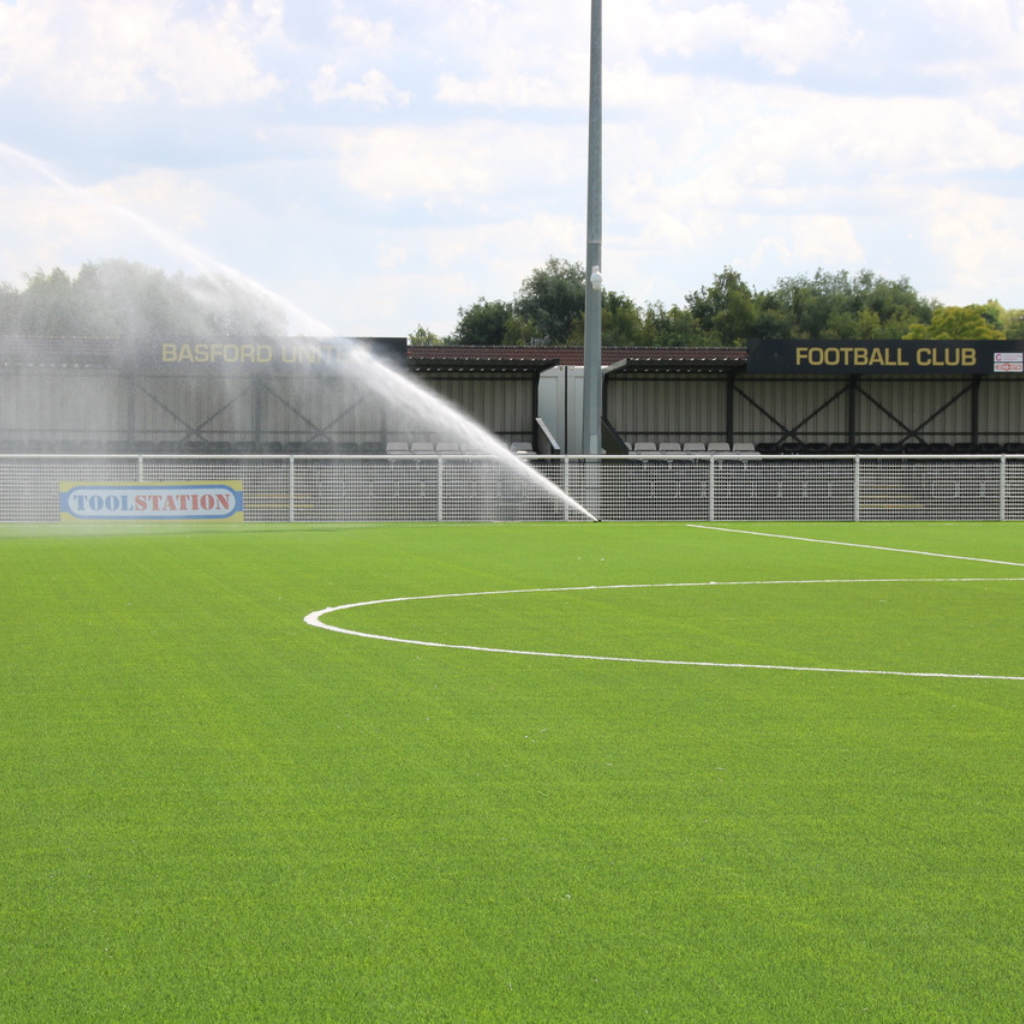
304, 578, 1024, 682
686, 523, 1024, 568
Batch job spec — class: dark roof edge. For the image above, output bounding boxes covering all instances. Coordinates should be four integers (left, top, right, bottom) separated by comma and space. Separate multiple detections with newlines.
408, 345, 746, 367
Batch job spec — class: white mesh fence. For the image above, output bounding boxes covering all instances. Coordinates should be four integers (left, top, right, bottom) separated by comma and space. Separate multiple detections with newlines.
1, 453, 1021, 523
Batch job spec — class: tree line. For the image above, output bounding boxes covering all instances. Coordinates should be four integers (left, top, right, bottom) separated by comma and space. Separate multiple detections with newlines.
2, 256, 1021, 345
0, 260, 289, 339
412, 258, 1023, 347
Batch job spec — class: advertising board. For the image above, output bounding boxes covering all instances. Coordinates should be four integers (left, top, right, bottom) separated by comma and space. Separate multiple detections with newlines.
746, 339, 1024, 375
60, 482, 244, 522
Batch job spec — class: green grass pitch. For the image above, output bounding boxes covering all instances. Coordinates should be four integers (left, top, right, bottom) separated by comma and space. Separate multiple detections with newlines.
2, 520, 1023, 1022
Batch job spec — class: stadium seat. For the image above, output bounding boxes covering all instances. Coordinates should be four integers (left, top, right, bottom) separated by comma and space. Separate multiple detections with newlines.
658, 442, 681, 453
386, 441, 411, 455
630, 442, 658, 457
682, 442, 706, 454
730, 443, 758, 459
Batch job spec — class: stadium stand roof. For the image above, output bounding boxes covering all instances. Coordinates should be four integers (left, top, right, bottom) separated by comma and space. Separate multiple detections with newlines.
1, 337, 747, 373
408, 346, 747, 373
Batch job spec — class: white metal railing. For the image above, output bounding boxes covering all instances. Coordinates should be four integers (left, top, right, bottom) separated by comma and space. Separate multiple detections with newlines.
0, 453, 1021, 523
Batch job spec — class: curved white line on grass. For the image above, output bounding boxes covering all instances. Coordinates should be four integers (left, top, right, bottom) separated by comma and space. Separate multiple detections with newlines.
305, 578, 1024, 682
686, 524, 1024, 568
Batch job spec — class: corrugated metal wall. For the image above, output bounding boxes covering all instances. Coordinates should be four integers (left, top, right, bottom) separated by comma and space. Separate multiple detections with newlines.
979, 378, 1024, 439
732, 378, 849, 442
420, 375, 536, 442
1, 368, 126, 446
854, 378, 972, 442
607, 373, 1024, 446
606, 377, 728, 443
2, 363, 1022, 451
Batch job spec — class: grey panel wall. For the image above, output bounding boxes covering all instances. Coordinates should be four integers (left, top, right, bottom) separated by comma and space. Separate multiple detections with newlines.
606, 377, 728, 443
854, 378, 972, 442
420, 375, 536, 440
1, 368, 127, 445
731, 377, 849, 442
978, 378, 1024, 439
2, 362, 1022, 452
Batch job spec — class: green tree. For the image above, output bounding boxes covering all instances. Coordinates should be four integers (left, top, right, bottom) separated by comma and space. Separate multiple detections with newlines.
753, 268, 936, 341
601, 291, 644, 347
640, 301, 705, 347
685, 267, 756, 346
902, 305, 1006, 341
513, 257, 585, 344
0, 260, 289, 338
408, 324, 445, 346
17, 267, 78, 335
450, 297, 513, 347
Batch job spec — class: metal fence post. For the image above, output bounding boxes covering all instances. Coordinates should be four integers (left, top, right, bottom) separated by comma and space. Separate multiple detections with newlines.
288, 456, 295, 523
1000, 455, 1007, 521
853, 455, 861, 522
708, 455, 716, 522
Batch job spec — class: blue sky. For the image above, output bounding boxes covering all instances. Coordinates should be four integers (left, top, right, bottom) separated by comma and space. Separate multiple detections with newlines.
2, 0, 1024, 337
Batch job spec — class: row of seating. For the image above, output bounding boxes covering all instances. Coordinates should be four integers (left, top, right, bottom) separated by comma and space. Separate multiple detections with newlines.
0, 437, 537, 456
757, 441, 1024, 455
626, 440, 1024, 456
385, 441, 525, 456
629, 441, 757, 456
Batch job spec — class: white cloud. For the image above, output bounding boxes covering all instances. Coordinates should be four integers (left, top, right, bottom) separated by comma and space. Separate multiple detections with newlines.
332, 121, 580, 205
788, 214, 865, 265
924, 187, 1024, 301
0, 1, 57, 89
614, 0, 858, 76
429, 2, 588, 109
922, 0, 1024, 67
0, 0, 282, 105
311, 67, 410, 107
436, 70, 582, 109
328, 3, 396, 52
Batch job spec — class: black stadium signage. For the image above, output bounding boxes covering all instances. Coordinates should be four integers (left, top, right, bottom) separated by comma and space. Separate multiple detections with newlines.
745, 339, 1024, 376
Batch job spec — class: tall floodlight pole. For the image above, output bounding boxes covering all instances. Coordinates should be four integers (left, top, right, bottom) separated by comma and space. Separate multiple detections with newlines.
581, 0, 603, 455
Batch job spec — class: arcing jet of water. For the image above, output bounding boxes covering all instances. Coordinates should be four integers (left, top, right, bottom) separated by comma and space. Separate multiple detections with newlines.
0, 143, 598, 521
